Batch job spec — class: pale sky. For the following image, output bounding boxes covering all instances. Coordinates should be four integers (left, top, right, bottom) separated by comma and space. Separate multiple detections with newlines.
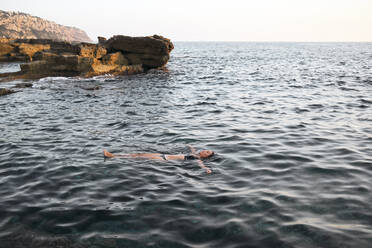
1, 0, 371, 42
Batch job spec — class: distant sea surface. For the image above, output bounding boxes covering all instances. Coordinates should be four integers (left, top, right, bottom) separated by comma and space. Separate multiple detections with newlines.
0, 42, 372, 248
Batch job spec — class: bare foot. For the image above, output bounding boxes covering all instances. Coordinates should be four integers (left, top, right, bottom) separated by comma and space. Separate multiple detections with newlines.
103, 149, 115, 158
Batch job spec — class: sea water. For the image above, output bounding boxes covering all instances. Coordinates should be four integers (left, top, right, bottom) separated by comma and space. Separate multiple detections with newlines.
0, 42, 372, 248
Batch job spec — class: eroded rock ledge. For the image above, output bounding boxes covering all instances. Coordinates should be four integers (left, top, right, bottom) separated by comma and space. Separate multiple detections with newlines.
0, 35, 174, 80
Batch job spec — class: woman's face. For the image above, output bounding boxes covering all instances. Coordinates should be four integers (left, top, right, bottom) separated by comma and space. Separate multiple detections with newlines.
199, 150, 214, 158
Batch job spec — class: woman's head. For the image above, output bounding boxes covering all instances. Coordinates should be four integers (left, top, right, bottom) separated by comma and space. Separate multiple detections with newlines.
199, 150, 214, 159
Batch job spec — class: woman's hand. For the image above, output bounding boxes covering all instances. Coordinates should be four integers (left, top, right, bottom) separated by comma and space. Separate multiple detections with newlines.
197, 159, 212, 174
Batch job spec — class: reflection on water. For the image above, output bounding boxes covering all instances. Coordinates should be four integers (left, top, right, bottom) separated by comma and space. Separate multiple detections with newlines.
0, 42, 372, 248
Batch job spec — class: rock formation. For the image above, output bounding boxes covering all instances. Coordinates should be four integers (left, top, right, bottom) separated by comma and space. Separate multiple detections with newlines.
0, 34, 174, 80
105, 35, 174, 68
0, 88, 15, 96
0, 10, 91, 42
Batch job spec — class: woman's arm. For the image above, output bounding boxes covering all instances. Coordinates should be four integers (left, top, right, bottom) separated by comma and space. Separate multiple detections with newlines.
187, 146, 211, 173
187, 145, 197, 155
104, 150, 132, 158
197, 159, 212, 174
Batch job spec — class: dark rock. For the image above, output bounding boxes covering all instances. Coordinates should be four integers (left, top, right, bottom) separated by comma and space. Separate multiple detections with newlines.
50, 41, 81, 54
98, 36, 107, 45
13, 82, 33, 88
125, 53, 170, 68
13, 38, 57, 45
104, 35, 174, 68
0, 54, 30, 62
32, 51, 57, 61
0, 88, 15, 96
0, 34, 172, 79
20, 54, 94, 75
105, 35, 173, 55
81, 85, 101, 91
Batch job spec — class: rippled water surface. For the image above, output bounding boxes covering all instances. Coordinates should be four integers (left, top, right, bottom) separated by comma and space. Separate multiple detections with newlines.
1, 42, 372, 248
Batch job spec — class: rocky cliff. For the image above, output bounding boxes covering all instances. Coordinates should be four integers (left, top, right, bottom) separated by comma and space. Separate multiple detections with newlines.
0, 10, 91, 42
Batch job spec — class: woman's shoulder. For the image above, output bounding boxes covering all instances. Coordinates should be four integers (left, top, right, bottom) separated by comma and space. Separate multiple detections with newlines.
184, 154, 198, 160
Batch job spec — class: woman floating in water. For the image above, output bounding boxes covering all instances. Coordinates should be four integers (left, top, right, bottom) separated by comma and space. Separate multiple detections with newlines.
104, 145, 214, 174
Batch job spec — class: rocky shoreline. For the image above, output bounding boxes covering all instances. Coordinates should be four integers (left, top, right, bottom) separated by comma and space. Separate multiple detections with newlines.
0, 35, 174, 83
